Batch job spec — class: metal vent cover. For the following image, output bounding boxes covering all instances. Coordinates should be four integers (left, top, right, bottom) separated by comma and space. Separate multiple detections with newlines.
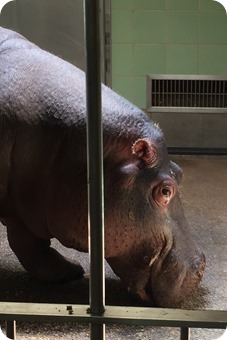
147, 74, 227, 113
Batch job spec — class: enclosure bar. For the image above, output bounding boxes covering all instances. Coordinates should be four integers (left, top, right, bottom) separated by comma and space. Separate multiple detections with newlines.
5, 320, 16, 339
223, 81, 225, 107
0, 303, 226, 329
84, 0, 105, 339
180, 327, 190, 340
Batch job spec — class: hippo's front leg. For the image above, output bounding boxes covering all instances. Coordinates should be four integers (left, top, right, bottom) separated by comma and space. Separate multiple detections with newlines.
3, 218, 84, 282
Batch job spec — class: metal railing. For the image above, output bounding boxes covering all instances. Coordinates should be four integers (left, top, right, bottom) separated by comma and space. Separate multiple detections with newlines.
1, 303, 226, 340
0, 1, 227, 340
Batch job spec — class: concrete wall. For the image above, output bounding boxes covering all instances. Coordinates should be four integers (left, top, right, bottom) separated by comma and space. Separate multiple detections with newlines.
0, 0, 85, 70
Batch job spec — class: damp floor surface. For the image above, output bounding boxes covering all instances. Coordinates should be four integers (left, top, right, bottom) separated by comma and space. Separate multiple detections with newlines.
0, 155, 226, 339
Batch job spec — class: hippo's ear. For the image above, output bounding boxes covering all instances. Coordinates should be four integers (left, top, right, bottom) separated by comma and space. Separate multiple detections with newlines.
132, 138, 158, 167
152, 178, 176, 207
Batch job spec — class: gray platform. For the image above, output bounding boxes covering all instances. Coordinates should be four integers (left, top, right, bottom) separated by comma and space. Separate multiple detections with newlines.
150, 112, 227, 149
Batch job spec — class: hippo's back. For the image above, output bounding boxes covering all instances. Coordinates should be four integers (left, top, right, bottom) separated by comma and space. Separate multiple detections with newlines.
0, 26, 158, 142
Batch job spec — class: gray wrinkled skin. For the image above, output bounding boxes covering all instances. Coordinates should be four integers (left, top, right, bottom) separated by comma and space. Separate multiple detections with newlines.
0, 27, 205, 307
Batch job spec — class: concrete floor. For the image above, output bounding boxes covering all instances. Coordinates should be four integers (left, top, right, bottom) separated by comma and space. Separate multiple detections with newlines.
0, 155, 226, 339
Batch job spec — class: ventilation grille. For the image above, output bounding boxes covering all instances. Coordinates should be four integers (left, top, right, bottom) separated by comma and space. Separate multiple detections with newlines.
146, 75, 227, 113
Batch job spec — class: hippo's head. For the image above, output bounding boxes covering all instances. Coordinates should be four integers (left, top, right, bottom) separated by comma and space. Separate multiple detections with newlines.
105, 132, 205, 307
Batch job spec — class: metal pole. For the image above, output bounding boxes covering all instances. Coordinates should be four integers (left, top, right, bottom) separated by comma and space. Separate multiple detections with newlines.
84, 0, 105, 339
5, 320, 16, 339
180, 327, 190, 340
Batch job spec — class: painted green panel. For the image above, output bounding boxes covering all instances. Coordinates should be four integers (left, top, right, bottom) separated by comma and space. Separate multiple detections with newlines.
112, 76, 134, 102
111, 0, 135, 10
112, 10, 133, 43
134, 44, 165, 76
134, 11, 165, 43
166, 0, 199, 10
167, 11, 199, 43
134, 0, 165, 10
111, 1, 227, 108
112, 44, 133, 76
199, 45, 227, 74
200, 0, 225, 11
166, 45, 198, 74
133, 77, 146, 108
199, 12, 227, 44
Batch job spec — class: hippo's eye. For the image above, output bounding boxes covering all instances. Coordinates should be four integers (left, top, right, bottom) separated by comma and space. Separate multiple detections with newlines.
162, 187, 171, 197
152, 178, 176, 208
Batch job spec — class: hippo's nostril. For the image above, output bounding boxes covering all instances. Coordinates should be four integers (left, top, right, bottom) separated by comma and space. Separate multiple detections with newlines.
192, 258, 200, 268
191, 255, 205, 279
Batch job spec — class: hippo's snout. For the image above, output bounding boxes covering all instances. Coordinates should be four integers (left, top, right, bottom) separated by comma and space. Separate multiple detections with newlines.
155, 251, 205, 307
125, 245, 206, 308
130, 249, 206, 308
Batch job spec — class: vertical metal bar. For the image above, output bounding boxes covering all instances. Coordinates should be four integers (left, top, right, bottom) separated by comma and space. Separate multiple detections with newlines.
84, 0, 105, 339
202, 80, 205, 107
162, 79, 164, 106
186, 80, 189, 106
158, 79, 160, 106
106, 0, 112, 87
146, 76, 151, 109
206, 80, 210, 107
193, 80, 196, 107
218, 81, 221, 107
189, 80, 191, 107
6, 320, 16, 339
170, 79, 172, 106
210, 81, 213, 107
153, 79, 155, 107
172, 79, 174, 106
182, 80, 184, 106
180, 327, 190, 340
223, 81, 226, 107
214, 80, 217, 107
179, 80, 181, 106
99, 0, 106, 83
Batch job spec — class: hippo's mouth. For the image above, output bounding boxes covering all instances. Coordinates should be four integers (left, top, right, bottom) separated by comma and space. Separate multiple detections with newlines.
127, 286, 155, 306
128, 249, 205, 307
127, 261, 158, 306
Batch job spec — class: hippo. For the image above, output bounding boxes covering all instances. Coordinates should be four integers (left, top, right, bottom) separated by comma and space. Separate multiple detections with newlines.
0, 26, 205, 307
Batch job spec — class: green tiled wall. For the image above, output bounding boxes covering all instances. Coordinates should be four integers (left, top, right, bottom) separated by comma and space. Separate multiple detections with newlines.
111, 0, 227, 108
167, 12, 199, 44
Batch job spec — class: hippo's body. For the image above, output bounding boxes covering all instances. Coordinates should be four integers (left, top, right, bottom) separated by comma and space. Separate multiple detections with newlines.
0, 27, 205, 307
